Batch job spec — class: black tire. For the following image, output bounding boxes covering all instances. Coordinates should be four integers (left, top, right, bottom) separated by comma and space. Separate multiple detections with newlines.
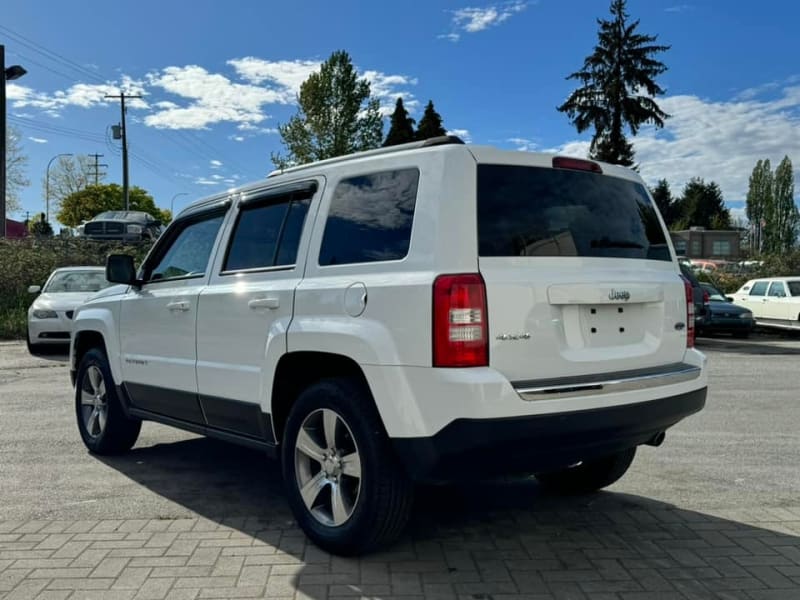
26, 330, 44, 355
75, 348, 141, 455
281, 377, 413, 555
535, 447, 636, 494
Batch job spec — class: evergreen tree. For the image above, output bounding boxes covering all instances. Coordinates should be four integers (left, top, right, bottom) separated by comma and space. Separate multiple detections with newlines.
746, 159, 773, 253
674, 178, 731, 230
415, 100, 447, 141
273, 50, 383, 167
650, 179, 674, 226
557, 0, 670, 166
766, 156, 799, 254
28, 213, 53, 237
383, 98, 416, 147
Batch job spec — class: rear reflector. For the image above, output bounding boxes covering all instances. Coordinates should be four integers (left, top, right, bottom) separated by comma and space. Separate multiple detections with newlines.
552, 156, 603, 174
681, 276, 695, 348
433, 274, 489, 367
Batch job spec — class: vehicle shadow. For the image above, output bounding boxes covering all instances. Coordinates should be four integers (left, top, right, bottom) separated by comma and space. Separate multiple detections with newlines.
696, 336, 800, 355
28, 346, 70, 362
98, 436, 800, 598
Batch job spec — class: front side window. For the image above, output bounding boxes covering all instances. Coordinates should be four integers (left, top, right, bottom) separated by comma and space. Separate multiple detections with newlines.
749, 281, 768, 296
477, 165, 670, 261
768, 282, 786, 297
319, 169, 419, 266
147, 214, 224, 282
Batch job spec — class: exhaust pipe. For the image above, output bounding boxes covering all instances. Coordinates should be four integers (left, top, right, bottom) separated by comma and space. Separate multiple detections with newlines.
645, 431, 666, 447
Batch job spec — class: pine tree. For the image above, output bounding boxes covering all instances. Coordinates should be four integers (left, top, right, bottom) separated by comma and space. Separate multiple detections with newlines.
415, 101, 447, 141
675, 178, 730, 230
650, 179, 674, 226
383, 98, 416, 147
557, 0, 670, 166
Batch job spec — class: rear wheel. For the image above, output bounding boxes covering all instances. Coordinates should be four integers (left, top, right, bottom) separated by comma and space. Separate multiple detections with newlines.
535, 447, 636, 494
75, 348, 141, 454
281, 377, 413, 555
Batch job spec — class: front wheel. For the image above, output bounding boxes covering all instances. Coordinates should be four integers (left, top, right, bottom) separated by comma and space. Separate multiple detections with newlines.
535, 447, 636, 494
281, 378, 413, 555
75, 348, 141, 455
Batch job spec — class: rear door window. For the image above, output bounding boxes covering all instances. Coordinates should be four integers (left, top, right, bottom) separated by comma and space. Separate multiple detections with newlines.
749, 282, 768, 296
477, 165, 670, 261
768, 282, 786, 297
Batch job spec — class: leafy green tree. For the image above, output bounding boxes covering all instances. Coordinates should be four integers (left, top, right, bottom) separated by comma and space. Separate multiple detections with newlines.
557, 0, 670, 166
746, 159, 772, 253
674, 178, 730, 230
765, 156, 799, 254
650, 178, 676, 227
5, 126, 29, 213
27, 213, 53, 237
415, 100, 447, 141
383, 98, 416, 147
272, 50, 383, 167
56, 184, 167, 227
42, 155, 100, 215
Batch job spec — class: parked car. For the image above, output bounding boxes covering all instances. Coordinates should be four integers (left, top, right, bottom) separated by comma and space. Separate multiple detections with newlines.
69, 137, 708, 555
698, 283, 754, 338
679, 263, 709, 331
730, 277, 800, 331
27, 267, 110, 353
80, 211, 163, 242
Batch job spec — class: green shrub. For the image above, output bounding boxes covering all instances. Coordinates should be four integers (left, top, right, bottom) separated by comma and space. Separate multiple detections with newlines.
0, 238, 153, 339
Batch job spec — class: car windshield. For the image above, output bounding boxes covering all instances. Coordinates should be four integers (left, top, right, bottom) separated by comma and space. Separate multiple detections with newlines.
94, 211, 151, 221
44, 270, 110, 293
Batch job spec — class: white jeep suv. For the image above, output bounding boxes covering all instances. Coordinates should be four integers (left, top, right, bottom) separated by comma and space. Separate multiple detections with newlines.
70, 137, 707, 554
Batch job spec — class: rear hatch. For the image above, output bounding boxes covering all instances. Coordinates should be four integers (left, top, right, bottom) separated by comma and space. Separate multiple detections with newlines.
476, 158, 687, 382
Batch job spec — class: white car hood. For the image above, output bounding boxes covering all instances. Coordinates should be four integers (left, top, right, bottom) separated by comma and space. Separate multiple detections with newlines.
32, 292, 97, 312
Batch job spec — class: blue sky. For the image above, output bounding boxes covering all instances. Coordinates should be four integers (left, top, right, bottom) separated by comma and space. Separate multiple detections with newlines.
3, 0, 800, 226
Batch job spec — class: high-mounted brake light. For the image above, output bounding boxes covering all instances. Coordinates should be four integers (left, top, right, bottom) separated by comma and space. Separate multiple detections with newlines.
433, 274, 488, 367
552, 156, 603, 174
681, 276, 695, 348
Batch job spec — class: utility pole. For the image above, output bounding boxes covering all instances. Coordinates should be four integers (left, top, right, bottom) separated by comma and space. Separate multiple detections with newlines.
2, 45, 28, 238
105, 91, 141, 211
88, 153, 107, 185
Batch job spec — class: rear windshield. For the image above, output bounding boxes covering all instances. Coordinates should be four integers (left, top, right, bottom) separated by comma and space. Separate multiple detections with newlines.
477, 165, 671, 261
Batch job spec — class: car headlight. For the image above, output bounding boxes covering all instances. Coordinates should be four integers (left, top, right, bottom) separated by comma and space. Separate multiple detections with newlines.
740, 312, 753, 319
33, 309, 58, 319
126, 224, 143, 234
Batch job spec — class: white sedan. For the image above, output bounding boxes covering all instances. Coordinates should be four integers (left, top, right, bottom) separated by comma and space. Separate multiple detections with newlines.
27, 267, 110, 353
730, 276, 800, 330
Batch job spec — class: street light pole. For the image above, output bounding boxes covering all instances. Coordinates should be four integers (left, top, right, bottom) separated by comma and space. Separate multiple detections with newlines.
1, 45, 27, 238
170, 192, 189, 215
46, 153, 73, 223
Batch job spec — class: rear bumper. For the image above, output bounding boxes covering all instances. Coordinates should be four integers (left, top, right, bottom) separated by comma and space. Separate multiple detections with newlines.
392, 387, 706, 483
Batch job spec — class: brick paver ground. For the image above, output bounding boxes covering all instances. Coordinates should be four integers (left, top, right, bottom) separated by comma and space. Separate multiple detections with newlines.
2, 495, 800, 599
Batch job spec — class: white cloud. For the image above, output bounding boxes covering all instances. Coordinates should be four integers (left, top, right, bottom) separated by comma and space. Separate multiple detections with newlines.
362, 70, 419, 115
195, 177, 221, 186
227, 58, 320, 98
210, 159, 222, 168
28, 137, 48, 144
8, 77, 148, 117
665, 4, 693, 12
508, 136, 537, 151
447, 129, 472, 143
231, 135, 246, 142
442, 1, 528, 40
547, 84, 800, 202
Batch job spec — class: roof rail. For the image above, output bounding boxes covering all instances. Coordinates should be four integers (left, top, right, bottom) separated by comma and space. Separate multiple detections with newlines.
267, 135, 465, 178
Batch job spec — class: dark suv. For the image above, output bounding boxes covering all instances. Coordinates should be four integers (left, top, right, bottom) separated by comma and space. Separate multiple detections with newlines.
80, 211, 163, 242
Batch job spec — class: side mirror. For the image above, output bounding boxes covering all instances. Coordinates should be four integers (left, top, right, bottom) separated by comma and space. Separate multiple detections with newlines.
725, 296, 734, 302
28, 285, 41, 294
106, 254, 139, 287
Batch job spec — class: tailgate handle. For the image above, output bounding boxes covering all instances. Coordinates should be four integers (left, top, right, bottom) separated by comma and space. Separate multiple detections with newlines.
249, 297, 280, 310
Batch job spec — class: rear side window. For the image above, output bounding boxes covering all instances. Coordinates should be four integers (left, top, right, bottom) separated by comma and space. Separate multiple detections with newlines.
477, 165, 671, 261
768, 282, 786, 297
319, 169, 419, 266
788, 282, 800, 296
749, 282, 768, 296
223, 185, 313, 273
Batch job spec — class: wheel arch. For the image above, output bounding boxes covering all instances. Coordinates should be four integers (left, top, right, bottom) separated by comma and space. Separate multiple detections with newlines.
270, 351, 377, 444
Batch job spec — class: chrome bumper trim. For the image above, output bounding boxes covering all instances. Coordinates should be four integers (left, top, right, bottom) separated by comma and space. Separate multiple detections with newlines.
513, 363, 702, 401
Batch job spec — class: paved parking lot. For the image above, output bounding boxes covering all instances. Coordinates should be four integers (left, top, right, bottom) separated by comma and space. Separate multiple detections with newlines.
1, 337, 799, 599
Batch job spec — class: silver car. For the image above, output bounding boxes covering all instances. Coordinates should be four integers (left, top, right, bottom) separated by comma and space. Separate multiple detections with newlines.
27, 267, 110, 353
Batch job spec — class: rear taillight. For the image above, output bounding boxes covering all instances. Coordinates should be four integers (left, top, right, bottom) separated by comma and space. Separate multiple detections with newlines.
433, 274, 488, 367
702, 290, 710, 306
681, 276, 695, 348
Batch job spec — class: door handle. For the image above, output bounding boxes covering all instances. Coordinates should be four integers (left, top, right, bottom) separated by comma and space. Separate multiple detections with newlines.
248, 297, 280, 310
166, 300, 190, 312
